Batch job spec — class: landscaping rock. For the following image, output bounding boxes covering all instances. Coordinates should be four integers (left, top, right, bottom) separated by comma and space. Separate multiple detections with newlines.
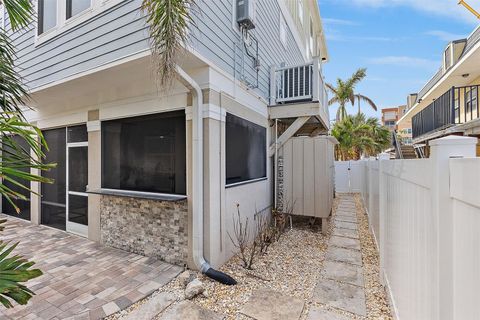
178, 271, 194, 288
185, 279, 204, 299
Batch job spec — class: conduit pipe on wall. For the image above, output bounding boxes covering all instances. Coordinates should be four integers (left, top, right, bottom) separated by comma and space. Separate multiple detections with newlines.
175, 66, 236, 286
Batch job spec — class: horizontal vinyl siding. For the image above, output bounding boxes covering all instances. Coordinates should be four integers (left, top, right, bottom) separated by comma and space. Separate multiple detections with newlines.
11, 0, 305, 100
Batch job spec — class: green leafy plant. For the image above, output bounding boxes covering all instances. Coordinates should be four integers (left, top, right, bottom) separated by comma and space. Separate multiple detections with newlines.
0, 0, 53, 308
326, 68, 377, 121
332, 113, 390, 160
0, 220, 42, 308
142, 0, 196, 86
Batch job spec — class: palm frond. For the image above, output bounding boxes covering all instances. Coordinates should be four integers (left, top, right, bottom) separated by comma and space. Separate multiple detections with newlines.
355, 94, 378, 111
142, 0, 196, 87
345, 68, 367, 88
325, 83, 338, 94
2, 0, 33, 31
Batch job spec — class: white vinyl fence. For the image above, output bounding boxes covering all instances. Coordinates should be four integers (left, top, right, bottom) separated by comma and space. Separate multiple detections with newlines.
341, 135, 480, 320
334, 160, 365, 193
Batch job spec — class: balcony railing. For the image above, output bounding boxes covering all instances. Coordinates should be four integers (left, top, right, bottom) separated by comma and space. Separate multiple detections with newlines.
412, 85, 479, 139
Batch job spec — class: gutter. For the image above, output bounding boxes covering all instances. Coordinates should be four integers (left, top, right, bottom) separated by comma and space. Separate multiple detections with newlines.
175, 66, 236, 286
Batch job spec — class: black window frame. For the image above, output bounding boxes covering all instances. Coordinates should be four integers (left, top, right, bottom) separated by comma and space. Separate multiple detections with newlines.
37, 0, 57, 35
101, 111, 187, 195
225, 113, 267, 186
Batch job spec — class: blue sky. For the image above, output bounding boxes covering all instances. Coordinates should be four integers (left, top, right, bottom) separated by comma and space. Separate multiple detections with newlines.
318, 0, 480, 120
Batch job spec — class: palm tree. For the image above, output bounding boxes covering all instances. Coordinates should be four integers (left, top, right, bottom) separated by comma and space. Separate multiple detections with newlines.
326, 68, 377, 121
0, 0, 54, 308
142, 0, 195, 87
332, 113, 390, 160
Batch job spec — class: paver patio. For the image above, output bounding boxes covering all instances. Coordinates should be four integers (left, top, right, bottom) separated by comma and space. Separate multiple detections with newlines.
0, 215, 182, 320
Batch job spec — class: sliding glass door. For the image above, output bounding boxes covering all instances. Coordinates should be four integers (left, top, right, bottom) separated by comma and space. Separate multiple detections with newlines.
42, 125, 88, 237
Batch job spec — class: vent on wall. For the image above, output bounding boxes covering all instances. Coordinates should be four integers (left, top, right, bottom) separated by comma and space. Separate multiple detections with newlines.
443, 39, 467, 71
407, 93, 418, 110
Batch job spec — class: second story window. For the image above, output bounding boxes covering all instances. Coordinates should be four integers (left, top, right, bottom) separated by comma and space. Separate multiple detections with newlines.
38, 0, 57, 35
66, 0, 91, 20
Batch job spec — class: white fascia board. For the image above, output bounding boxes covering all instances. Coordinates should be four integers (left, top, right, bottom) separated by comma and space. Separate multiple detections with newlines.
398, 38, 480, 125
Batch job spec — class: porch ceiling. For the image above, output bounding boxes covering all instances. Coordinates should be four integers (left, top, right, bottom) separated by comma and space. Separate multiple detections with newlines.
26, 52, 208, 117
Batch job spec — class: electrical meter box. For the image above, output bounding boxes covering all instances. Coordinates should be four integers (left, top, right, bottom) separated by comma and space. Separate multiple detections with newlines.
237, 0, 256, 30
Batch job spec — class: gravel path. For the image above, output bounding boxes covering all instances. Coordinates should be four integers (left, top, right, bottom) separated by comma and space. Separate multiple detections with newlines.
108, 193, 393, 320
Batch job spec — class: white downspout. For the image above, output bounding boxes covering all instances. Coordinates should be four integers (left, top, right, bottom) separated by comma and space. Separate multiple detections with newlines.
175, 66, 210, 273
175, 66, 236, 285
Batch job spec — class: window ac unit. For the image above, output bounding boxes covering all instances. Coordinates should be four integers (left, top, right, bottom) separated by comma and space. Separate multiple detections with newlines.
237, 0, 256, 30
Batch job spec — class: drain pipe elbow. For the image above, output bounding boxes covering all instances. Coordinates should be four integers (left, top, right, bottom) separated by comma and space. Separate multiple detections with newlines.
175, 66, 237, 286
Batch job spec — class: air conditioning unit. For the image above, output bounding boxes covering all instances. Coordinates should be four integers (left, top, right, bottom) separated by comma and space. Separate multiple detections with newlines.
281, 67, 312, 101
237, 0, 256, 30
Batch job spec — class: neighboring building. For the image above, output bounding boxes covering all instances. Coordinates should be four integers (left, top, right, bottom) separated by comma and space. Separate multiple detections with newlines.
1, 0, 331, 269
398, 26, 480, 155
381, 107, 401, 132
397, 105, 413, 144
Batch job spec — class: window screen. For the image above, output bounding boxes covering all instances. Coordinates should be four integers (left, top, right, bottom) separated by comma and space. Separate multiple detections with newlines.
226, 113, 266, 185
38, 0, 57, 35
1, 135, 31, 220
41, 128, 67, 231
102, 111, 186, 194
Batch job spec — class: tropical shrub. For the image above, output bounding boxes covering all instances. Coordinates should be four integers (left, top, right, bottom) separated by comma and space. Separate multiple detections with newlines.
332, 113, 391, 160
0, 0, 54, 308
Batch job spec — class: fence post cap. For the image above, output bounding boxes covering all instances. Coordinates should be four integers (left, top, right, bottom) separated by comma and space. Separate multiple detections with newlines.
429, 135, 478, 146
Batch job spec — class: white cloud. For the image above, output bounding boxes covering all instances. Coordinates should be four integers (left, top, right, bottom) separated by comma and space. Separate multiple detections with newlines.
323, 18, 360, 26
325, 29, 398, 42
424, 30, 467, 41
368, 56, 438, 69
333, 0, 480, 24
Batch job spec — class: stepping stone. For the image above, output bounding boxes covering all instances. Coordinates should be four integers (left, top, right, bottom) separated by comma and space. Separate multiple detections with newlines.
326, 246, 362, 266
313, 279, 366, 316
322, 261, 364, 287
336, 211, 356, 217
239, 288, 304, 320
306, 306, 350, 320
333, 227, 359, 239
125, 292, 175, 320
335, 221, 357, 230
159, 301, 224, 320
330, 236, 361, 251
335, 216, 357, 223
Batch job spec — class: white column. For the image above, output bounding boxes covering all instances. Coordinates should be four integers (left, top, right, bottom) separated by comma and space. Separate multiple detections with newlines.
87, 118, 101, 242
429, 135, 477, 320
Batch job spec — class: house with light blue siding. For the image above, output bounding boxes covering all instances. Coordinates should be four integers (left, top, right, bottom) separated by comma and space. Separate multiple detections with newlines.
2, 0, 331, 270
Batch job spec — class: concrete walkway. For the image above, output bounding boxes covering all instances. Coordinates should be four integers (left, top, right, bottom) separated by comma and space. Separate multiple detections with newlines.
0, 215, 182, 320
310, 194, 367, 318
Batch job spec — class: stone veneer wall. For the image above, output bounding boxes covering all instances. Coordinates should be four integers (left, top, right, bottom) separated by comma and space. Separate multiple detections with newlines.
100, 195, 188, 266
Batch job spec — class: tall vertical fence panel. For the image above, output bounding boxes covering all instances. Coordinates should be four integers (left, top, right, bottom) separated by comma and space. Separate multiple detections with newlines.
343, 135, 479, 320
450, 158, 480, 320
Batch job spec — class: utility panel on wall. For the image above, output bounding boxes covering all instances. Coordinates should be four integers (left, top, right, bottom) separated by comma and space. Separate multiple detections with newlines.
237, 0, 256, 30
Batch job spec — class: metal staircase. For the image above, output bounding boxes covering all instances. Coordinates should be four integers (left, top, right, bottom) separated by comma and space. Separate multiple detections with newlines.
392, 131, 419, 159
